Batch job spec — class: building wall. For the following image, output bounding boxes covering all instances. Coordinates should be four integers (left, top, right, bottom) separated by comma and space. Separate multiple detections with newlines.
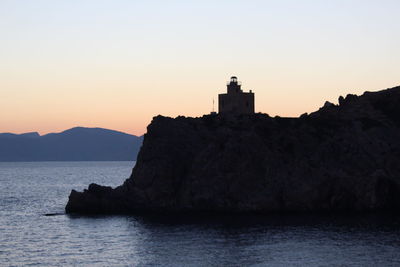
218, 92, 254, 114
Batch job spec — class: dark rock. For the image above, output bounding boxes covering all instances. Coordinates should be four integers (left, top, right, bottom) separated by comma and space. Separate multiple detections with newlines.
66, 86, 400, 214
345, 93, 358, 102
323, 101, 334, 108
338, 96, 345, 105
300, 112, 308, 118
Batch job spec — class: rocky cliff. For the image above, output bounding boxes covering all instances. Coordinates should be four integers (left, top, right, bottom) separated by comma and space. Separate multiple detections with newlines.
66, 86, 400, 214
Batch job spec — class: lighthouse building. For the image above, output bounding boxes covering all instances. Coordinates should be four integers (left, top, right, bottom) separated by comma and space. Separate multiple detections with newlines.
218, 76, 255, 114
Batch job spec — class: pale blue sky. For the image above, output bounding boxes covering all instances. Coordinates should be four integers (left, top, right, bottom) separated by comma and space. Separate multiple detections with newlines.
1, 0, 399, 134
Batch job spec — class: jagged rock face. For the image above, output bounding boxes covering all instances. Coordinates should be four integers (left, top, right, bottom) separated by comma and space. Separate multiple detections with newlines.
66, 86, 400, 214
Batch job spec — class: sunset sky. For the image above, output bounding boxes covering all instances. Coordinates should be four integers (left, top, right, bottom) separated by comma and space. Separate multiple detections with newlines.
1, 0, 399, 136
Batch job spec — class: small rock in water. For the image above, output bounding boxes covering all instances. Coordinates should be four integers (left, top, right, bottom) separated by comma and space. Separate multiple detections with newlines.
44, 213, 64, 216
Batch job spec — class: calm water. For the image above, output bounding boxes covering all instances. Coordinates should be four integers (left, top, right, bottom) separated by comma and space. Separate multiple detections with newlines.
1, 162, 400, 266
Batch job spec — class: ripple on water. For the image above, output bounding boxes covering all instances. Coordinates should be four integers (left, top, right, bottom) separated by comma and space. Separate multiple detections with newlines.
1, 162, 400, 266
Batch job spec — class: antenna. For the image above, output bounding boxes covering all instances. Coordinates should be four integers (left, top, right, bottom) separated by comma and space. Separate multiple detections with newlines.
212, 98, 215, 112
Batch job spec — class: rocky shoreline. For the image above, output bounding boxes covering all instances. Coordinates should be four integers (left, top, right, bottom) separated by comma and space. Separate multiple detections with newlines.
66, 86, 400, 214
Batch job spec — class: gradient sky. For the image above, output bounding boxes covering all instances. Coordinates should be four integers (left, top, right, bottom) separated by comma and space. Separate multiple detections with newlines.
1, 0, 399, 136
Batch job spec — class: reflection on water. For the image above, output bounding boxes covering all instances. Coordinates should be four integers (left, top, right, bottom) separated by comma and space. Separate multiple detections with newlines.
1, 162, 400, 266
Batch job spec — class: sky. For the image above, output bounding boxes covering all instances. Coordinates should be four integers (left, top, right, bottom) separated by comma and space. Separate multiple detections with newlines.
1, 0, 399, 136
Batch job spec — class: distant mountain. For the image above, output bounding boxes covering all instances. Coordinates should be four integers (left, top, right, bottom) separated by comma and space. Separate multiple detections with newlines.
0, 127, 143, 161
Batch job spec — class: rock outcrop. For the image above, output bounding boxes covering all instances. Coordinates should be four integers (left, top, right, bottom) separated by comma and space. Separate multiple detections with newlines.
66, 86, 400, 214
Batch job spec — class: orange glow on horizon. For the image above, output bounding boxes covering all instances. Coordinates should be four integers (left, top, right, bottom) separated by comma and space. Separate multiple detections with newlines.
1, 1, 399, 135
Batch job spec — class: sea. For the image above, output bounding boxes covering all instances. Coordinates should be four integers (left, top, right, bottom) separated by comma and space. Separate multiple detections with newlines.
1, 161, 400, 266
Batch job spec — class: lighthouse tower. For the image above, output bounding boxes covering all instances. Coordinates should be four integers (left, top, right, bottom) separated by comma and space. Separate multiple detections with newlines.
218, 76, 255, 114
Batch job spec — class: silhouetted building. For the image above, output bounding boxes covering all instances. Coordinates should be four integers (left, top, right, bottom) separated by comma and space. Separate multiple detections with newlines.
218, 76, 254, 114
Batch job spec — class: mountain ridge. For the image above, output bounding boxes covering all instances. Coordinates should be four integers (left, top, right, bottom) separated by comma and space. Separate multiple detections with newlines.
0, 127, 143, 161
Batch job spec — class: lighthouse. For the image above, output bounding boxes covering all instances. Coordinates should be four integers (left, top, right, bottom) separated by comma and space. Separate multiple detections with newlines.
218, 76, 255, 114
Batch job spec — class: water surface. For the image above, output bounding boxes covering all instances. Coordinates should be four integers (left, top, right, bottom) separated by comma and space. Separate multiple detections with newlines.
1, 162, 400, 266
